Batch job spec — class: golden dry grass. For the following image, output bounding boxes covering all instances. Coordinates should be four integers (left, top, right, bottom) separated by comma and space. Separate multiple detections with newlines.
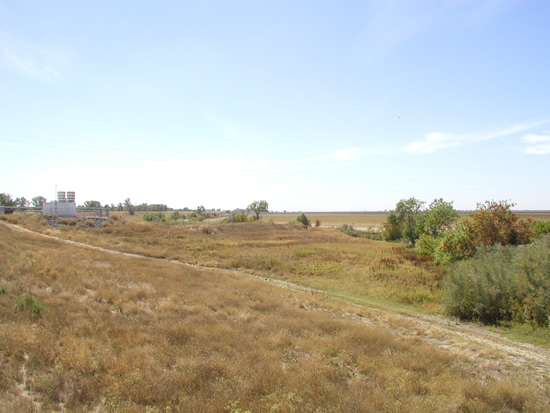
1, 221, 548, 412
19, 216, 445, 312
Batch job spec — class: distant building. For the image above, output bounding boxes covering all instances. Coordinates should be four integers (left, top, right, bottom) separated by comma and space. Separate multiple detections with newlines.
42, 191, 76, 217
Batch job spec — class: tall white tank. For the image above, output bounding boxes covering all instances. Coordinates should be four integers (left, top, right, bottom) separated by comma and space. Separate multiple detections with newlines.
67, 191, 75, 203
57, 191, 66, 202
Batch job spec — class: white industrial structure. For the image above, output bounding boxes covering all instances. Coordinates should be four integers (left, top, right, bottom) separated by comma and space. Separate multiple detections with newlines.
42, 191, 77, 217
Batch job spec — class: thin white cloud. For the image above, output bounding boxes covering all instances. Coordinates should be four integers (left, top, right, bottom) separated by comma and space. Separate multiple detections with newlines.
522, 133, 550, 144
0, 31, 68, 80
329, 148, 359, 161
523, 133, 550, 154
408, 121, 550, 153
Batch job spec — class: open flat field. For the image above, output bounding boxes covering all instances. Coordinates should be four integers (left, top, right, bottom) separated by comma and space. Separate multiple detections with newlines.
265, 212, 389, 228
266, 211, 550, 227
2, 217, 550, 412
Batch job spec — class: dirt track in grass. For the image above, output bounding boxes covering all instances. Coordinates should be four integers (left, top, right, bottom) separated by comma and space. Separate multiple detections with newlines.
3, 221, 550, 400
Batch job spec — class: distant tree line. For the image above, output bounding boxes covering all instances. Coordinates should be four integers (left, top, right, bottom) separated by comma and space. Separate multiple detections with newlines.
0, 193, 47, 208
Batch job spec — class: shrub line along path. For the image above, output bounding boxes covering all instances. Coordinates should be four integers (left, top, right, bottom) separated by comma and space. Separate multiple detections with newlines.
3, 221, 550, 397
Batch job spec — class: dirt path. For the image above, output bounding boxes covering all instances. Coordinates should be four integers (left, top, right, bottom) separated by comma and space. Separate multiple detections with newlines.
4, 222, 550, 394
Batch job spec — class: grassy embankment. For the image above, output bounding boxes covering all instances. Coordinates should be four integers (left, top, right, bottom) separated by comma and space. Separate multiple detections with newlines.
1, 219, 547, 412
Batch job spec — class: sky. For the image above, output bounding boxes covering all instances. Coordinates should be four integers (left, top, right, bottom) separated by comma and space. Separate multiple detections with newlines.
1, 0, 549, 212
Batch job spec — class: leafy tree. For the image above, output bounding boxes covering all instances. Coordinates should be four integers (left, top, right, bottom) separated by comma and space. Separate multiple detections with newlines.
196, 205, 206, 216
382, 211, 403, 241
423, 198, 460, 237
247, 200, 269, 221
468, 200, 532, 246
297, 213, 311, 227
31, 196, 47, 208
0, 193, 15, 206
15, 197, 29, 207
438, 200, 533, 263
84, 200, 101, 208
396, 197, 425, 245
124, 198, 135, 215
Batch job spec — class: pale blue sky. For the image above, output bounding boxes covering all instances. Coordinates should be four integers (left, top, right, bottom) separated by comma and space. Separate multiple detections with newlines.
1, 1, 549, 211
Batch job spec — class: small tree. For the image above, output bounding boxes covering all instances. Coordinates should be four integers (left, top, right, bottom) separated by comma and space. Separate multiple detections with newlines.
84, 200, 101, 208
124, 198, 135, 215
31, 196, 47, 208
297, 213, 311, 227
396, 197, 425, 245
423, 198, 460, 237
382, 211, 403, 241
15, 197, 29, 207
438, 200, 533, 263
0, 193, 15, 206
468, 200, 532, 246
247, 200, 269, 221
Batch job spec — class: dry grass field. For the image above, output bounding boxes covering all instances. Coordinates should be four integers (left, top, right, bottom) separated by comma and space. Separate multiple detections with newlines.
1, 218, 548, 412
9, 214, 446, 312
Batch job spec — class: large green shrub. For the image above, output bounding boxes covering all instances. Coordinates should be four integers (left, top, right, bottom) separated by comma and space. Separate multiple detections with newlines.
443, 235, 550, 326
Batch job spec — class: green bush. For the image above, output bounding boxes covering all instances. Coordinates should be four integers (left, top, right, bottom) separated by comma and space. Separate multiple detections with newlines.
415, 234, 441, 257
170, 211, 183, 221
533, 220, 550, 236
229, 213, 249, 223
143, 212, 166, 222
442, 235, 550, 326
187, 212, 204, 221
437, 221, 477, 263
296, 213, 311, 227
14, 294, 45, 315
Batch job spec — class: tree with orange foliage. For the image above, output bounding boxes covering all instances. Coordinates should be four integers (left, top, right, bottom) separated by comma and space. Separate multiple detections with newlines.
438, 200, 533, 262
